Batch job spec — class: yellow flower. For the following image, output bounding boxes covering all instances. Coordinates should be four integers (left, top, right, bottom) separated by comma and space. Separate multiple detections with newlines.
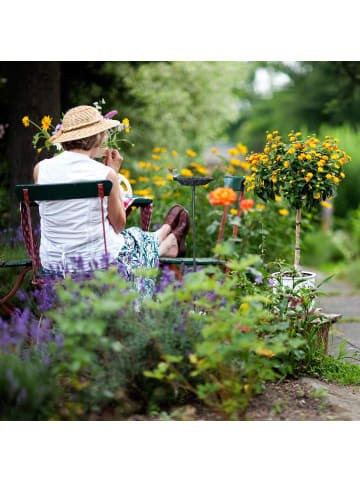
139, 162, 152, 169
122, 118, 129, 125
37, 148, 41, 153
266, 133, 273, 139
314, 193, 320, 199
230, 158, 241, 166
275, 195, 282, 202
120, 169, 130, 178
230, 208, 238, 215
284, 160, 289, 168
239, 161, 250, 170
271, 176, 277, 183
279, 209, 289, 216
320, 201, 332, 209
150, 165, 160, 171
195, 165, 207, 175
305, 154, 312, 160
295, 132, 301, 136
41, 115, 52, 132
306, 172, 313, 178
256, 204, 265, 210
134, 189, 151, 196
257, 347, 275, 358
229, 147, 239, 156
227, 166, 236, 173
340, 172, 346, 178
189, 353, 198, 364
237, 143, 248, 155
22, 116, 30, 127
153, 147, 162, 152
181, 168, 193, 177
290, 136, 296, 142
211, 147, 218, 153
152, 176, 163, 181
333, 177, 340, 183
129, 179, 136, 184
318, 167, 324, 172
138, 176, 149, 182
155, 180, 166, 186
172, 150, 178, 156
167, 174, 173, 180
152, 154, 161, 161
326, 174, 332, 179
240, 302, 249, 312
186, 149, 197, 157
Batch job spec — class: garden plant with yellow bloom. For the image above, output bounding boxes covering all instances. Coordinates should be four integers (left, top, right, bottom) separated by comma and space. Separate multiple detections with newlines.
246, 130, 351, 270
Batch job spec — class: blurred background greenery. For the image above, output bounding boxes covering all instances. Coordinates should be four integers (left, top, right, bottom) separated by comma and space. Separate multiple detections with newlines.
1, 61, 360, 285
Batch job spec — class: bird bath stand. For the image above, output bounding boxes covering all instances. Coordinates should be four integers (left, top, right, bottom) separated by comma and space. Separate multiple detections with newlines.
173, 176, 214, 272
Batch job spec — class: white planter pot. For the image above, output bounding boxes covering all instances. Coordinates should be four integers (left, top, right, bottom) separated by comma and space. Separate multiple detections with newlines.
271, 271, 317, 291
271, 271, 317, 311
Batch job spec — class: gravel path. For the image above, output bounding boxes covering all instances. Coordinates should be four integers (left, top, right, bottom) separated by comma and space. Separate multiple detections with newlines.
310, 268, 360, 363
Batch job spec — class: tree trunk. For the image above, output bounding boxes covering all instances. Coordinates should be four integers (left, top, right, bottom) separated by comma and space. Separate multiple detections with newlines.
6, 61, 61, 227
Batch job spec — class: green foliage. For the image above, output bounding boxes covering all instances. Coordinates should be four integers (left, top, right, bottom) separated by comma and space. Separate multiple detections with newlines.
0, 350, 60, 421
63, 61, 249, 163
306, 354, 360, 385
144, 257, 321, 420
232, 62, 360, 151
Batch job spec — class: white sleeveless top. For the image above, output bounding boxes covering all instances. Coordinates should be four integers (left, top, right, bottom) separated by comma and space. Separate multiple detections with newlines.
37, 151, 125, 273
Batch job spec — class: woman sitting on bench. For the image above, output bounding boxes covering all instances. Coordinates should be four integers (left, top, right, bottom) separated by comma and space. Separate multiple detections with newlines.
33, 105, 190, 296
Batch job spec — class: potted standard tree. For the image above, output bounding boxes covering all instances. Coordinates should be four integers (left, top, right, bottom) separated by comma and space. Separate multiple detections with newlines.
245, 130, 351, 289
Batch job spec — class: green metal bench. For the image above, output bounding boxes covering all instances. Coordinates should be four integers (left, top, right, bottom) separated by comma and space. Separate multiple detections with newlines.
0, 180, 153, 315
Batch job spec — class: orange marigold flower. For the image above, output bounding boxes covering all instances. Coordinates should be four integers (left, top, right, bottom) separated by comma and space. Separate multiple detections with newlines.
240, 198, 254, 211
209, 187, 237, 206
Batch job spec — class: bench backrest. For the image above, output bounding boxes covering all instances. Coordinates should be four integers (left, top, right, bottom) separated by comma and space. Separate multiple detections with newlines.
15, 180, 113, 283
15, 180, 113, 202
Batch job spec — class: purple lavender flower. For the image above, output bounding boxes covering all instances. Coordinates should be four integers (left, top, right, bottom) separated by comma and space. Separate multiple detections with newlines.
104, 110, 118, 119
53, 123, 63, 135
268, 278, 276, 286
255, 275, 263, 285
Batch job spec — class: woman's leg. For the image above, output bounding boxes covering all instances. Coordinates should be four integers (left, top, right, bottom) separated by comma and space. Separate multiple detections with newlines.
155, 224, 171, 244
159, 233, 178, 257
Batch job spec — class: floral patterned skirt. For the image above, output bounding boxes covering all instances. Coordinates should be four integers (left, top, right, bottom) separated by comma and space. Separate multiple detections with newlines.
117, 227, 160, 297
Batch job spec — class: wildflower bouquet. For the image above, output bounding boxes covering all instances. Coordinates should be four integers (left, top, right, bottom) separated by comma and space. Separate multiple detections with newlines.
245, 130, 351, 269
22, 99, 133, 155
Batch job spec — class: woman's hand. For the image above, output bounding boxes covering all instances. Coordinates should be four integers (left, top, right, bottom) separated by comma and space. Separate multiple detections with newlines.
104, 149, 123, 173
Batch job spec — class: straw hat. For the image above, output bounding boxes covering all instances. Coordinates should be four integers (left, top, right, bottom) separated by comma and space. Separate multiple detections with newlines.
50, 105, 120, 143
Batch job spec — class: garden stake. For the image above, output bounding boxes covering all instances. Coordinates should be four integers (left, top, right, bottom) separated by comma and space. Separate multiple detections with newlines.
294, 208, 301, 270
232, 190, 245, 239
192, 184, 197, 272
217, 205, 229, 245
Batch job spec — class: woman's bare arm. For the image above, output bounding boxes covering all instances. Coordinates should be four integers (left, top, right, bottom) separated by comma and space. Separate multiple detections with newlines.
106, 169, 127, 233
33, 163, 39, 183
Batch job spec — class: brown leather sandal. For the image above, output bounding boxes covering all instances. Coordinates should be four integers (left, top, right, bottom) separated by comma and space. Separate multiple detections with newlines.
172, 209, 190, 257
163, 205, 184, 230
